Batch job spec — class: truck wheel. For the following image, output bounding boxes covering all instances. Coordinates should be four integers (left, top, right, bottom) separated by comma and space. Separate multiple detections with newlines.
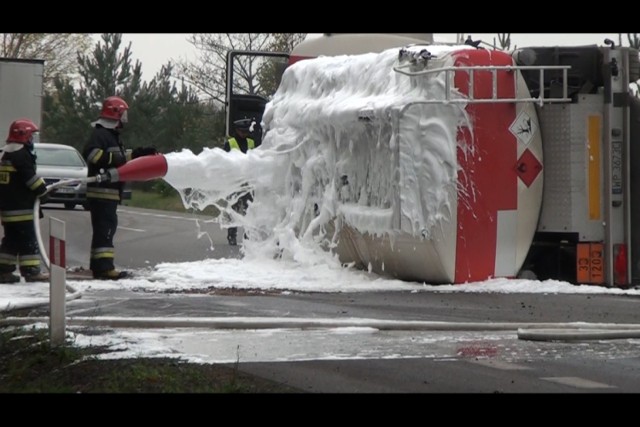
64, 203, 76, 210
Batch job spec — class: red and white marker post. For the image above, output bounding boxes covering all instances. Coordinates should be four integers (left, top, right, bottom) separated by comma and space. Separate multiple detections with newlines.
49, 217, 66, 346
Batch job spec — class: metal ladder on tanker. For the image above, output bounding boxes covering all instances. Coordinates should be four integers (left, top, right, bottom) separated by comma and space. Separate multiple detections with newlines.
393, 61, 571, 105
392, 52, 636, 287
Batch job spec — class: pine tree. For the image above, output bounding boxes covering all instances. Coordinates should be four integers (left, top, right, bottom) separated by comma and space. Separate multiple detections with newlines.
43, 33, 143, 149
43, 33, 222, 170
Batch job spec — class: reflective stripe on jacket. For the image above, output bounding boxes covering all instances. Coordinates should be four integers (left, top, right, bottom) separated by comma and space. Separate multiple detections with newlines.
0, 144, 47, 211
83, 125, 127, 202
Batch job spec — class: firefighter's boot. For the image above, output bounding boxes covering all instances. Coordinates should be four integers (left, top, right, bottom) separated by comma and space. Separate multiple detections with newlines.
23, 272, 49, 282
0, 272, 20, 284
93, 269, 130, 280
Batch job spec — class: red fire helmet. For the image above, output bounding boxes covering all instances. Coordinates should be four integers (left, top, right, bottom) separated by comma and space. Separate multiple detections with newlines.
6, 118, 39, 144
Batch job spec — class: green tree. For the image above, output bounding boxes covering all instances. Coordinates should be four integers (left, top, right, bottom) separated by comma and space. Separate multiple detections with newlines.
43, 33, 143, 149
0, 33, 92, 90
43, 33, 223, 168
269, 33, 308, 53
76, 33, 143, 105
135, 62, 222, 153
258, 33, 308, 96
41, 77, 93, 148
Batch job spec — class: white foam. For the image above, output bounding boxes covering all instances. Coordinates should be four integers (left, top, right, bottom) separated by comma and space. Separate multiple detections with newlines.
163, 44, 470, 270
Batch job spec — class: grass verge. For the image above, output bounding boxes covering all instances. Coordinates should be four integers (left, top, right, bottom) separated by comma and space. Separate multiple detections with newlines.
0, 325, 301, 393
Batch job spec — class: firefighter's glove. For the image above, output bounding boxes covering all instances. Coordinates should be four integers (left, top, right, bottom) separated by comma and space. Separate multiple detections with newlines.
132, 146, 158, 159
38, 192, 50, 205
95, 170, 113, 183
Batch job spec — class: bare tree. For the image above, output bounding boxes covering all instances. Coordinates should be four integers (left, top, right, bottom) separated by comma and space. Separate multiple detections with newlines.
0, 33, 92, 89
628, 33, 640, 49
496, 33, 511, 50
176, 33, 306, 105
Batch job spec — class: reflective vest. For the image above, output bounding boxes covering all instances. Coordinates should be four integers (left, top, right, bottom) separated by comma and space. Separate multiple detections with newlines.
228, 137, 255, 152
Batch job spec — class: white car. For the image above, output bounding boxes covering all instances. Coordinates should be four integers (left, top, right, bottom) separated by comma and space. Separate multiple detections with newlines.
34, 143, 89, 210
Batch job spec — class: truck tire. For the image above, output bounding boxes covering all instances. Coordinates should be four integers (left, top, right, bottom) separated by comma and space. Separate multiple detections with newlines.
64, 203, 76, 210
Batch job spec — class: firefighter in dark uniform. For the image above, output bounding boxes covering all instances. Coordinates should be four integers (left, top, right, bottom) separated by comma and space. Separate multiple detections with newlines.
0, 118, 49, 283
83, 96, 156, 280
223, 118, 260, 246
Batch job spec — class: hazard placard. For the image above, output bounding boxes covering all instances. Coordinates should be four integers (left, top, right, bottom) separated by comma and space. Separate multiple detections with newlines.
577, 243, 604, 285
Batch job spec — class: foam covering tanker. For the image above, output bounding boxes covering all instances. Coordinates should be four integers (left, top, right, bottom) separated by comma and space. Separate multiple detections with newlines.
224, 34, 640, 288
93, 36, 640, 289
108, 35, 640, 288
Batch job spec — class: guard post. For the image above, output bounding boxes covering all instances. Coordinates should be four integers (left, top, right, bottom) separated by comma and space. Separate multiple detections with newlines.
49, 217, 66, 346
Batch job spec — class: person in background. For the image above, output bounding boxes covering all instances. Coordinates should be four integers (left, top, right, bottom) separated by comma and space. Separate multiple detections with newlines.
223, 118, 260, 246
83, 96, 157, 280
0, 119, 49, 283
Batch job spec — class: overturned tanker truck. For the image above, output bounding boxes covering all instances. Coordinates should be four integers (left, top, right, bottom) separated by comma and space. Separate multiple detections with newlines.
225, 33, 640, 288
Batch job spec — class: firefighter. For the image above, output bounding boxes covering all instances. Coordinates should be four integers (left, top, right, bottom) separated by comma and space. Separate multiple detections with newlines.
223, 118, 260, 246
0, 119, 49, 283
83, 96, 156, 280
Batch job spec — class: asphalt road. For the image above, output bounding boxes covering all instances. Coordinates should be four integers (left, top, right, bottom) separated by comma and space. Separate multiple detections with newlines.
16, 205, 640, 392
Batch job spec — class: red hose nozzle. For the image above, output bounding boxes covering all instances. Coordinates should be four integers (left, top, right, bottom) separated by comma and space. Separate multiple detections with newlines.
108, 154, 168, 183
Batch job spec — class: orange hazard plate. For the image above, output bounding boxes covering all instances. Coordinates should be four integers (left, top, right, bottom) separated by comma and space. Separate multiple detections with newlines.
577, 243, 604, 285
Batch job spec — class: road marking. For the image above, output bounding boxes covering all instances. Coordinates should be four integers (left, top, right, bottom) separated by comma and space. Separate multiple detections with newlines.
541, 376, 616, 389
118, 226, 145, 232
119, 208, 211, 222
468, 359, 532, 371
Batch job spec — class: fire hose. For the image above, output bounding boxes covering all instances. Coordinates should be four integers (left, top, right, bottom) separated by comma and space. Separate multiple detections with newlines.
34, 177, 97, 270
34, 155, 168, 270
33, 177, 101, 301
34, 155, 168, 277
